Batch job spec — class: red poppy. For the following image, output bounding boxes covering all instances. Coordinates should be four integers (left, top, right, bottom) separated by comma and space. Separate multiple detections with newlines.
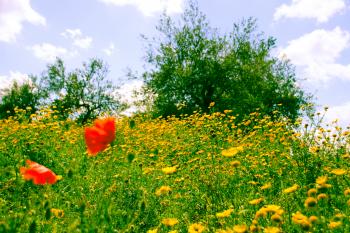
85, 117, 116, 155
20, 160, 58, 185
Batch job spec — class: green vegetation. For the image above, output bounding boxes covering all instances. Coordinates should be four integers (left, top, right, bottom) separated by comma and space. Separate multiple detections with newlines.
0, 58, 121, 124
141, 1, 310, 120
1, 107, 350, 232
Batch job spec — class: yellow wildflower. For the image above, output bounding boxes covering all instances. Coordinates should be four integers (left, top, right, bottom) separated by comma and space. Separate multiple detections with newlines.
328, 221, 342, 229
304, 197, 317, 208
162, 166, 177, 175
249, 197, 264, 205
230, 160, 241, 167
331, 168, 346, 175
216, 208, 234, 218
263, 227, 281, 233
261, 183, 272, 190
162, 218, 179, 227
316, 176, 328, 185
271, 214, 283, 223
317, 193, 328, 200
344, 188, 350, 196
233, 224, 248, 233
282, 184, 299, 194
155, 186, 172, 196
221, 146, 244, 157
307, 188, 317, 196
50, 208, 64, 218
188, 223, 205, 233
147, 229, 158, 233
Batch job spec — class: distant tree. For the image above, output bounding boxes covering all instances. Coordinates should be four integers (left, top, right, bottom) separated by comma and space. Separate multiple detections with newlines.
141, 1, 311, 121
37, 58, 121, 123
0, 81, 41, 120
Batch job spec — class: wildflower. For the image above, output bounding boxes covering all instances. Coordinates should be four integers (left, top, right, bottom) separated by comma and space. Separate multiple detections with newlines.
261, 183, 272, 190
249, 197, 264, 205
344, 188, 350, 196
331, 168, 346, 175
162, 166, 177, 175
230, 160, 241, 167
51, 208, 64, 218
147, 229, 158, 233
155, 186, 172, 196
84, 117, 116, 155
233, 224, 248, 233
20, 160, 58, 185
162, 218, 179, 227
271, 214, 283, 223
328, 221, 342, 229
263, 227, 281, 233
307, 188, 317, 196
282, 184, 299, 194
309, 216, 318, 223
221, 146, 244, 157
317, 193, 328, 200
168, 231, 178, 233
316, 176, 328, 185
188, 223, 205, 233
216, 208, 234, 218
304, 197, 317, 208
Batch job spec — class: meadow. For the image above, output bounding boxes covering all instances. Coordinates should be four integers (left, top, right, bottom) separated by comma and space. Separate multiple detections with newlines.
1, 106, 350, 233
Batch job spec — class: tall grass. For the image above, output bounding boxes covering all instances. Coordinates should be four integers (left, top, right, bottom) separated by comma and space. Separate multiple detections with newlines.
1, 107, 350, 232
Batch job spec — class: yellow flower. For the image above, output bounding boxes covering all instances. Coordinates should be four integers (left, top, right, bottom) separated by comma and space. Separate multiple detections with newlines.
230, 160, 241, 167
50, 208, 64, 218
261, 183, 272, 190
168, 231, 178, 233
147, 229, 158, 233
328, 221, 342, 229
345, 188, 350, 196
317, 193, 328, 200
162, 166, 177, 175
304, 197, 317, 208
233, 224, 248, 233
263, 227, 281, 233
216, 208, 234, 218
282, 184, 299, 194
271, 214, 283, 223
316, 176, 328, 185
307, 188, 317, 196
221, 146, 244, 157
309, 216, 318, 223
331, 168, 346, 175
155, 186, 172, 196
249, 197, 264, 205
162, 218, 179, 227
188, 223, 205, 233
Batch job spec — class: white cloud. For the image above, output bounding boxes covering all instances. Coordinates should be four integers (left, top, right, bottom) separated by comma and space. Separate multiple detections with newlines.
98, 0, 184, 16
27, 43, 76, 62
324, 102, 350, 127
0, 0, 46, 43
102, 43, 116, 56
274, 0, 346, 23
61, 29, 92, 49
0, 71, 30, 92
279, 27, 350, 84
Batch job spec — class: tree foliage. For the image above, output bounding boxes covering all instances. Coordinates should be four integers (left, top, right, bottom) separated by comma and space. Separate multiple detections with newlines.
142, 1, 311, 121
0, 58, 121, 123
37, 58, 121, 123
0, 81, 41, 120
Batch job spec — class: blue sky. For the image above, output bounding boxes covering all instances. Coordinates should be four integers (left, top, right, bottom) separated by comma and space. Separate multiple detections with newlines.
1, 0, 350, 125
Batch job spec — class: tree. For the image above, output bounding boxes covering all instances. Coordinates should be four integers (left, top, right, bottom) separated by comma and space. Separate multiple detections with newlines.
0, 81, 41, 120
141, 1, 311, 121
37, 58, 121, 123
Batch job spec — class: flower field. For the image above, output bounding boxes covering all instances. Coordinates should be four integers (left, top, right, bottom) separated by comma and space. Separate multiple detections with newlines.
1, 108, 350, 232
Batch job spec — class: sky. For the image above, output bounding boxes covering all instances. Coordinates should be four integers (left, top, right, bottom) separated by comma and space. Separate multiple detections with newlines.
0, 0, 350, 126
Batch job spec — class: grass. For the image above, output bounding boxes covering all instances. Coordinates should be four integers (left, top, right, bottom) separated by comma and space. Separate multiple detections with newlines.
1, 107, 350, 232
